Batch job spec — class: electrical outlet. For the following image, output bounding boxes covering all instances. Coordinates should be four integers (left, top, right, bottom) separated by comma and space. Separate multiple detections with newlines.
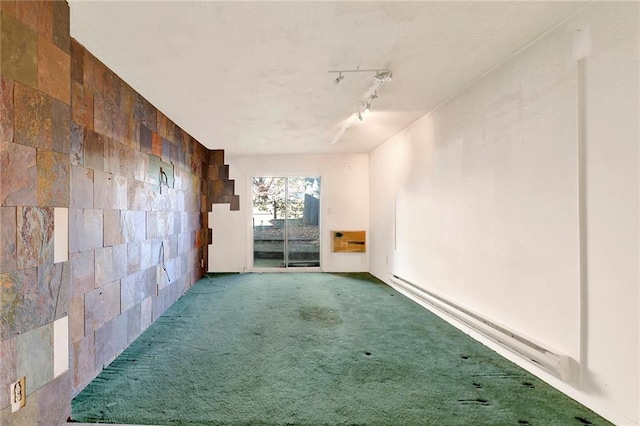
10, 377, 26, 413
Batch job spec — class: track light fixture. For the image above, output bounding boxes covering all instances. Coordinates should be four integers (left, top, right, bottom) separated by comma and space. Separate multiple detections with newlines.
374, 70, 392, 82
328, 66, 392, 132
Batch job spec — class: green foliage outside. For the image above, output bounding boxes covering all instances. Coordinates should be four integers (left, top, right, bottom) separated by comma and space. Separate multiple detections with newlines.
253, 177, 319, 220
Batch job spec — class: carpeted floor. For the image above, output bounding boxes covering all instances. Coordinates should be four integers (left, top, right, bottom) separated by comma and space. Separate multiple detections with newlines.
71, 273, 609, 425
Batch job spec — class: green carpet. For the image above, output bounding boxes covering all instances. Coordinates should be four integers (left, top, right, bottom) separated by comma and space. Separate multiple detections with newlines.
72, 273, 609, 425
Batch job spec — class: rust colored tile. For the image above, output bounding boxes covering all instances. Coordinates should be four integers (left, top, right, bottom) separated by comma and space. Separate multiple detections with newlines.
1, 13, 38, 87
195, 227, 202, 248
103, 70, 121, 107
1, 1, 16, 17
230, 195, 240, 211
186, 135, 194, 154
174, 126, 184, 148
13, 82, 52, 149
103, 137, 121, 176
0, 207, 17, 273
125, 118, 140, 150
112, 110, 127, 143
14, 0, 40, 34
83, 129, 104, 171
83, 51, 104, 95
0, 76, 14, 143
70, 121, 83, 166
71, 80, 94, 130
16, 206, 53, 269
70, 39, 84, 83
120, 82, 134, 116
156, 111, 168, 139
52, 98, 70, 154
37, 149, 70, 207
38, 36, 70, 104
36, 1, 53, 41
0, 141, 37, 206
16, 1, 53, 42
151, 132, 162, 157
52, 0, 70, 54
212, 180, 224, 199
210, 149, 224, 165
224, 180, 235, 196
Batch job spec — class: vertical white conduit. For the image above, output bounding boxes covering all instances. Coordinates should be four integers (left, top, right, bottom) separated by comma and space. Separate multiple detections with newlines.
573, 25, 591, 389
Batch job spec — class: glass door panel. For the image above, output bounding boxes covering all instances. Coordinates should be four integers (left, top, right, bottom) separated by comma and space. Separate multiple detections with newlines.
252, 176, 320, 268
253, 177, 285, 268
285, 177, 320, 267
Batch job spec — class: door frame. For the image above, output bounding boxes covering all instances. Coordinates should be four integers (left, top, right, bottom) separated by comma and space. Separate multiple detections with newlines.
248, 174, 323, 272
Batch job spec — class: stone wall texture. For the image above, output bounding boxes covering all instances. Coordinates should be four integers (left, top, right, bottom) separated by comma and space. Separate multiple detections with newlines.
1, 1, 237, 424
1, 1, 72, 424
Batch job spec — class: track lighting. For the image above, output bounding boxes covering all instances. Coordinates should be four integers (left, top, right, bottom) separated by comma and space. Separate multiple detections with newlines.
328, 66, 393, 144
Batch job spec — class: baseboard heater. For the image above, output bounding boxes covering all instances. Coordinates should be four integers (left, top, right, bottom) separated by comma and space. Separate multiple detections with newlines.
389, 274, 571, 381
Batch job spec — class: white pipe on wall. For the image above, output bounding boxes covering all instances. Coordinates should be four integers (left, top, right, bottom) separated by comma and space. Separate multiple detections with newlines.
389, 274, 573, 381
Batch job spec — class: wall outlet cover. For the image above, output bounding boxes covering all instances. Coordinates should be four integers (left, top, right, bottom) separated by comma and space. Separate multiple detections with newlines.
10, 377, 26, 413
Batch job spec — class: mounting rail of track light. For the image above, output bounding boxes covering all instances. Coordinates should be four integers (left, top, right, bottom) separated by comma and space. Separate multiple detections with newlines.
329, 68, 392, 120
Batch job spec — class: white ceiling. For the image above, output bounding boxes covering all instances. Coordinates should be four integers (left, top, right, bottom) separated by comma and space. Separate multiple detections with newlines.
68, 1, 586, 155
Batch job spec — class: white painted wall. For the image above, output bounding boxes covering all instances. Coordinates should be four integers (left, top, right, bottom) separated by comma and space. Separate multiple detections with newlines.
209, 154, 369, 273
370, 2, 638, 424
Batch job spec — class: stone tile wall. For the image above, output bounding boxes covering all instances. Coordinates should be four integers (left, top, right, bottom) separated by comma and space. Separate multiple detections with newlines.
67, 39, 238, 397
1, 1, 238, 424
1, 1, 72, 424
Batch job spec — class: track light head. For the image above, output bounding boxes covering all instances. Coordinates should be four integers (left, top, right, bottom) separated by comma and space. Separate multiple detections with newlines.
335, 73, 344, 84
358, 112, 363, 121
374, 71, 392, 82
371, 91, 378, 100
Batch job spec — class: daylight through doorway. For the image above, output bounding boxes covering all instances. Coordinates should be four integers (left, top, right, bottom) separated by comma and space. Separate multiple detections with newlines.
252, 177, 321, 268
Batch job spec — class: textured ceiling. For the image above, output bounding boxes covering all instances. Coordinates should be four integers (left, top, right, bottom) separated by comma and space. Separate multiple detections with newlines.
69, 1, 587, 155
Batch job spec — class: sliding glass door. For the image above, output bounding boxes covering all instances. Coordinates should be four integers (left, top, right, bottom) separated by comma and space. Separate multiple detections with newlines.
252, 177, 320, 268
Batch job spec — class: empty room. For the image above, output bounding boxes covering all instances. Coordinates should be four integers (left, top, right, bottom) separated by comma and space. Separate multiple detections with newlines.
0, 1, 638, 425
